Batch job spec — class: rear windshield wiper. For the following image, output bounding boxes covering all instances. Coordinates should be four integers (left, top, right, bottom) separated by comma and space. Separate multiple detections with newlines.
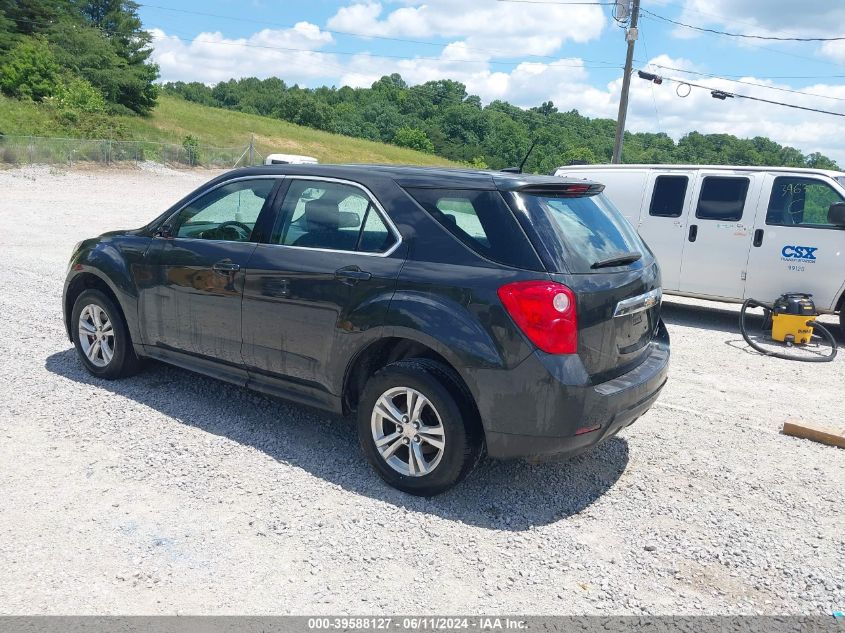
591, 252, 642, 269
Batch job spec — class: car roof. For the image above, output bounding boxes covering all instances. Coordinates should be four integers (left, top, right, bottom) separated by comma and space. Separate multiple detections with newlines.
225, 164, 598, 191
557, 163, 845, 179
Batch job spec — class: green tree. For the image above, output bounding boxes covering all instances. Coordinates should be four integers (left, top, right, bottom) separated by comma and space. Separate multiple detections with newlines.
48, 21, 157, 114
182, 134, 200, 165
0, 37, 59, 100
52, 74, 106, 112
393, 127, 435, 153
805, 152, 839, 170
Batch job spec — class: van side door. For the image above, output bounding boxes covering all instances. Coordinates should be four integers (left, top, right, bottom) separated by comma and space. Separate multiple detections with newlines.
636, 172, 692, 292
745, 174, 845, 310
677, 171, 763, 301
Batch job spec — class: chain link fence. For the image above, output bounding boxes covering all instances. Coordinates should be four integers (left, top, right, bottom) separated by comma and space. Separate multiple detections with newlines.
0, 135, 261, 168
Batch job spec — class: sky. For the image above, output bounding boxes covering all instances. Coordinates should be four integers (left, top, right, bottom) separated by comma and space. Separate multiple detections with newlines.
140, 0, 845, 164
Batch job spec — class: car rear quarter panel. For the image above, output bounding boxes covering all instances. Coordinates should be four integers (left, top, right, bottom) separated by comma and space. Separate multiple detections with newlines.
380, 181, 547, 419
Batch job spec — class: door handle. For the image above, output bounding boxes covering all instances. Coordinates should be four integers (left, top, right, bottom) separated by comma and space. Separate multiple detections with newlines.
753, 228, 764, 247
335, 266, 372, 284
688, 224, 698, 242
212, 260, 240, 273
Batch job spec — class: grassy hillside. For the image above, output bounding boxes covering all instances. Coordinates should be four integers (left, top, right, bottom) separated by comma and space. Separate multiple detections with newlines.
0, 95, 459, 167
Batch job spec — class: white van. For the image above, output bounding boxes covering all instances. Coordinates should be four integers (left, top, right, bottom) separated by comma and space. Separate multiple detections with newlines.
554, 164, 845, 328
264, 153, 318, 165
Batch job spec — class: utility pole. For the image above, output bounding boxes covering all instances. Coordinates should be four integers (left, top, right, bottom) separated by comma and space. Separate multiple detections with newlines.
611, 0, 640, 164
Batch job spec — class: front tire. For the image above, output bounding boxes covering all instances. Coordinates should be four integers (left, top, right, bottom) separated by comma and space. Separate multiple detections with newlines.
357, 359, 482, 496
71, 289, 140, 379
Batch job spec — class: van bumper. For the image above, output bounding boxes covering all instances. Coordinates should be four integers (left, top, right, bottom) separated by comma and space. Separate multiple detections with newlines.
480, 320, 670, 459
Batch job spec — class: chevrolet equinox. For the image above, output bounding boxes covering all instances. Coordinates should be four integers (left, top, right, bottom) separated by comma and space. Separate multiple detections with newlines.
63, 165, 670, 495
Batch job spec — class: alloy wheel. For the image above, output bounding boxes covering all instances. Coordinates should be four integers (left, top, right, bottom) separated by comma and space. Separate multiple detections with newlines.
370, 386, 446, 477
78, 304, 115, 368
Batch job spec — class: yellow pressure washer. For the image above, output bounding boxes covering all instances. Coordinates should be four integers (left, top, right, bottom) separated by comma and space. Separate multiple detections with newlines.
740, 293, 837, 362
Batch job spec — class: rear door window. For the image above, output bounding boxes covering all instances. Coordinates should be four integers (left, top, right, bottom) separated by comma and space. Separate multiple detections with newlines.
766, 177, 845, 228
649, 175, 688, 218
404, 187, 542, 269
272, 179, 398, 254
695, 177, 749, 221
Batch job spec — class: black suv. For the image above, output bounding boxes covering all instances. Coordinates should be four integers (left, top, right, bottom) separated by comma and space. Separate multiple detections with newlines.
63, 165, 669, 495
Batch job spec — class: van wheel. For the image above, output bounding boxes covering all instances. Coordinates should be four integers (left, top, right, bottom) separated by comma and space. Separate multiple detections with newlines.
71, 289, 140, 379
357, 359, 482, 496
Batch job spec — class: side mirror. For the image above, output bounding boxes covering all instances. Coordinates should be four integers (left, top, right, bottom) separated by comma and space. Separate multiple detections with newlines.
155, 223, 173, 238
828, 202, 845, 227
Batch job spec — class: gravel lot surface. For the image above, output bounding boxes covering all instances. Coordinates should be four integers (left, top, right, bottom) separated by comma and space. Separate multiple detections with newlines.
0, 165, 843, 615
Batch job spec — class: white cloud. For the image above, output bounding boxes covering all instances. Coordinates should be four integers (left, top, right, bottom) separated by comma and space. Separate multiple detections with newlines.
675, 0, 845, 39
327, 1, 606, 57
820, 40, 845, 64
149, 23, 337, 84
605, 56, 845, 164
149, 24, 845, 165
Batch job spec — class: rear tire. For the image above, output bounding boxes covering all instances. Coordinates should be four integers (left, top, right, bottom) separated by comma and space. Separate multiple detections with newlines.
357, 359, 482, 496
71, 289, 140, 380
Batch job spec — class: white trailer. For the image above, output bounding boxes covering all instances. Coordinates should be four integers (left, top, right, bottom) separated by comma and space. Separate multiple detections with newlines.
554, 164, 845, 326
264, 153, 318, 165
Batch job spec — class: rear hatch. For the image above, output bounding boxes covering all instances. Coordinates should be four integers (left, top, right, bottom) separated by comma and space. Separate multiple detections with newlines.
502, 182, 662, 381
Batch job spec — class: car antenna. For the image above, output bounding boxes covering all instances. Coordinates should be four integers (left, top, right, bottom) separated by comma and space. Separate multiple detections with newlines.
500, 138, 538, 174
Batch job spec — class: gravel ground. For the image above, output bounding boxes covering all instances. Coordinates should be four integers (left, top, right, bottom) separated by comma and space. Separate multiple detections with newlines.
0, 165, 843, 615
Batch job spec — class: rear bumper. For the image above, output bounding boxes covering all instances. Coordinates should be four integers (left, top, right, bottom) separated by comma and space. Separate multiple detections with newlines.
480, 320, 670, 459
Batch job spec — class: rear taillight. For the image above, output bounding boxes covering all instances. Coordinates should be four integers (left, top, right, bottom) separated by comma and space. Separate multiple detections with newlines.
497, 281, 577, 354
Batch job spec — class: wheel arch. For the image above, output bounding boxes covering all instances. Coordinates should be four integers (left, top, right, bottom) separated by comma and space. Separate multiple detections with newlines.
64, 271, 129, 343
342, 336, 481, 426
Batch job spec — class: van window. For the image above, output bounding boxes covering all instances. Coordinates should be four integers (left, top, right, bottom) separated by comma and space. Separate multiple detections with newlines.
766, 177, 845, 228
405, 188, 543, 270
695, 177, 749, 221
649, 175, 688, 217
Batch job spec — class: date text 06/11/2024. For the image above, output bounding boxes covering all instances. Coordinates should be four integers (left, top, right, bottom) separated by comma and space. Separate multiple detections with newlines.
307, 617, 528, 630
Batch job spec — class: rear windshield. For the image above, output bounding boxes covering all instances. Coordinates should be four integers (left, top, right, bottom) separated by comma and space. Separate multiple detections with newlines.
404, 187, 543, 270
511, 191, 649, 273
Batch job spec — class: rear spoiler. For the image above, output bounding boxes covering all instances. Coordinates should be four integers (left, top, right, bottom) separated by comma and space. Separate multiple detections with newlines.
513, 182, 605, 197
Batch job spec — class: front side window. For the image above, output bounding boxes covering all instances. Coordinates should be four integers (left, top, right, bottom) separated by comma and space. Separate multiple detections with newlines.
649, 175, 688, 218
174, 179, 275, 241
695, 176, 749, 221
766, 177, 845, 227
273, 179, 397, 253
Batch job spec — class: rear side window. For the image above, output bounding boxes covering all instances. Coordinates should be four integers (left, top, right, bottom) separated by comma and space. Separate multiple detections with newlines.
766, 177, 845, 227
649, 175, 688, 217
696, 177, 749, 221
404, 188, 541, 269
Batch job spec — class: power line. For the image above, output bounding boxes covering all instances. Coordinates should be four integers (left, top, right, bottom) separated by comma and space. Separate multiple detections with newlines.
154, 33, 621, 71
12, 17, 622, 73
638, 14, 841, 68
639, 71, 845, 118
639, 63, 845, 103
638, 33, 662, 128
138, 0, 613, 63
641, 8, 845, 42
123, 5, 845, 83
494, 0, 614, 4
